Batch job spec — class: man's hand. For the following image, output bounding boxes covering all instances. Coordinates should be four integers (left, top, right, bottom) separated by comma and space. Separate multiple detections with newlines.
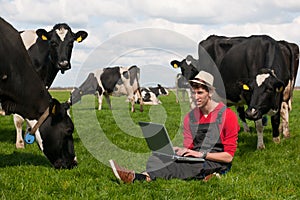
173, 147, 201, 157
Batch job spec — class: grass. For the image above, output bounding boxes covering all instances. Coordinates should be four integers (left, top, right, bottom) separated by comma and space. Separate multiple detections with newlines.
0, 90, 299, 199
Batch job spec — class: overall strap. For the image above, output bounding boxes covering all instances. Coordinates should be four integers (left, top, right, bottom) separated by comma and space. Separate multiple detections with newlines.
216, 105, 227, 125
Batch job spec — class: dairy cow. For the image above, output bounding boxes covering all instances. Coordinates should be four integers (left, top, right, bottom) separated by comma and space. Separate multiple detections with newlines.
175, 73, 190, 103
14, 23, 88, 149
172, 35, 292, 149
0, 17, 77, 169
199, 35, 299, 140
70, 66, 143, 112
136, 84, 169, 105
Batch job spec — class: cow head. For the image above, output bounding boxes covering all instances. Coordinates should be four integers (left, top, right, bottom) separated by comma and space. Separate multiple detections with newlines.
70, 73, 102, 105
157, 84, 169, 96
36, 23, 88, 73
171, 55, 199, 82
39, 99, 77, 169
242, 69, 285, 120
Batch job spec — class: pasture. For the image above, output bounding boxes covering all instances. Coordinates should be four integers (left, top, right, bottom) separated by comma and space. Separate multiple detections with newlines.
0, 90, 299, 199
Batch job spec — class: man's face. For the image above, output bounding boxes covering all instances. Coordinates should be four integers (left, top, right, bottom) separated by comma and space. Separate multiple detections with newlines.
192, 87, 210, 108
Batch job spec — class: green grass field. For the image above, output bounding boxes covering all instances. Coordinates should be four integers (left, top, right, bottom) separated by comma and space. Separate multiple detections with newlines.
0, 90, 299, 199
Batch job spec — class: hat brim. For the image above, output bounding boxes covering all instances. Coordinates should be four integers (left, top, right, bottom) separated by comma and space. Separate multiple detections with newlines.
189, 79, 215, 89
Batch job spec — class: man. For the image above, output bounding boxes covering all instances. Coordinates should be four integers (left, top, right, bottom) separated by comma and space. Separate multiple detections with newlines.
109, 71, 240, 182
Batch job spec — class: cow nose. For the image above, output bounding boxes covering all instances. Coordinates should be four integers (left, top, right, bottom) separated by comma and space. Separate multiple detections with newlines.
58, 61, 69, 69
245, 108, 260, 120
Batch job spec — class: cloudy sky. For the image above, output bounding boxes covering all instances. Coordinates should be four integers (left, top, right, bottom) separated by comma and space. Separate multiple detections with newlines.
2, 0, 300, 87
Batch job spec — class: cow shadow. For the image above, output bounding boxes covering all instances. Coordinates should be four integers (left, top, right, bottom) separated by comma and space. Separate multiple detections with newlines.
0, 151, 51, 168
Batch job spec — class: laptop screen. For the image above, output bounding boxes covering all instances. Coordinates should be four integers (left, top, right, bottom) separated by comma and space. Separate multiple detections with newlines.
139, 122, 175, 155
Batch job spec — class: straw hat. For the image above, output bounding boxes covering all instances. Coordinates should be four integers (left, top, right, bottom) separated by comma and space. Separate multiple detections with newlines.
189, 71, 215, 89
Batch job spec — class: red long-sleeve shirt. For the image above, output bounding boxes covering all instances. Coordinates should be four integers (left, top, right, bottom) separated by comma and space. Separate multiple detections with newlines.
183, 102, 240, 157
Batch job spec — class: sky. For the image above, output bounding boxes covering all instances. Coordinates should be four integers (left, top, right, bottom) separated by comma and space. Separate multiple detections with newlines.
2, 0, 300, 88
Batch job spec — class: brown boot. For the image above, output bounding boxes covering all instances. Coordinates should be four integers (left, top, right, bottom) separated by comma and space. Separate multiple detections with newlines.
109, 160, 135, 183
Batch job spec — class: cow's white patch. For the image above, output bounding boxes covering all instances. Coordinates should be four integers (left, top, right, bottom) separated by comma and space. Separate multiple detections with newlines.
20, 30, 38, 50
256, 73, 270, 87
55, 28, 68, 41
267, 108, 278, 116
185, 60, 192, 65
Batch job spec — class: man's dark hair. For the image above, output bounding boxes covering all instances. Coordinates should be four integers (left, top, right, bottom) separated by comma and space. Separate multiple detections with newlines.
190, 82, 210, 92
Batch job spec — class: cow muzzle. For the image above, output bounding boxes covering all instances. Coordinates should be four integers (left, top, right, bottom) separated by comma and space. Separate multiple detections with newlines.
245, 108, 261, 120
58, 61, 70, 70
53, 157, 77, 169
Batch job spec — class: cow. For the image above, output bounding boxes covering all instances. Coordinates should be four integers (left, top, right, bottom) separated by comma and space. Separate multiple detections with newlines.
277, 41, 299, 138
70, 66, 143, 112
135, 84, 169, 105
0, 17, 77, 169
14, 23, 88, 149
175, 73, 190, 103
172, 35, 292, 149
199, 35, 299, 140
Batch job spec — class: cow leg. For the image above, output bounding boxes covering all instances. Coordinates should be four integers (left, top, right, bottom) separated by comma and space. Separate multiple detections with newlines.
135, 89, 143, 112
97, 93, 103, 110
187, 89, 196, 109
255, 119, 265, 150
13, 114, 25, 149
271, 112, 281, 144
182, 89, 186, 101
280, 101, 290, 138
176, 88, 179, 103
104, 94, 112, 110
236, 106, 250, 132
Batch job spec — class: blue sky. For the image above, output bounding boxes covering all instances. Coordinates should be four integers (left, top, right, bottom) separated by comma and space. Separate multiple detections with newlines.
2, 0, 300, 87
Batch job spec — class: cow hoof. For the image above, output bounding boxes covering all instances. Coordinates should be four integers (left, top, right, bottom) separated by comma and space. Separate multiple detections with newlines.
257, 144, 265, 150
273, 137, 281, 144
283, 132, 290, 138
16, 141, 25, 149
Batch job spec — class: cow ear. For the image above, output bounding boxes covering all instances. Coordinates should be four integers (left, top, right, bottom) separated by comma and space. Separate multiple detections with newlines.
170, 60, 180, 68
242, 84, 250, 91
75, 31, 88, 43
36, 29, 49, 41
49, 98, 61, 116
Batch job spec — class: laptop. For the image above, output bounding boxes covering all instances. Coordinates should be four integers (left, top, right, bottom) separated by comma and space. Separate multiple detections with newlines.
139, 121, 205, 162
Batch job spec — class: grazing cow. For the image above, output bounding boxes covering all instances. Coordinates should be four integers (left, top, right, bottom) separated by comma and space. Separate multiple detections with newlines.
172, 35, 291, 149
14, 24, 87, 149
175, 73, 190, 103
136, 84, 169, 105
70, 66, 143, 112
0, 17, 77, 169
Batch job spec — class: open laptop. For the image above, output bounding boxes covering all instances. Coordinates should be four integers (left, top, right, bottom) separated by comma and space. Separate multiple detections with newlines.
139, 121, 205, 162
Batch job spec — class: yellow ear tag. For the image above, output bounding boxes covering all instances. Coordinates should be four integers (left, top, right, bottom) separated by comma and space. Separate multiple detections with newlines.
173, 63, 178, 68
76, 36, 82, 42
41, 35, 48, 41
51, 105, 56, 114
243, 84, 250, 90
276, 86, 283, 93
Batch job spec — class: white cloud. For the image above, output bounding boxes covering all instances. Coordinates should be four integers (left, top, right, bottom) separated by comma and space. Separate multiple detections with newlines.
1, 0, 300, 87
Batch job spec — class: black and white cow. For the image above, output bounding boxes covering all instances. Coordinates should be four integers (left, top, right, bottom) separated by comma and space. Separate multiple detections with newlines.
172, 35, 292, 149
0, 17, 76, 169
175, 73, 190, 103
136, 84, 169, 105
277, 40, 299, 138
70, 66, 143, 112
14, 23, 87, 149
